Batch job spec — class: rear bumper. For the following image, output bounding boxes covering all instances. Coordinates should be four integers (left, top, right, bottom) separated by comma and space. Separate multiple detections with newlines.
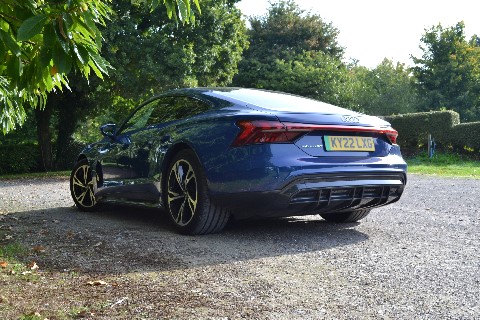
211, 171, 406, 219
205, 143, 407, 218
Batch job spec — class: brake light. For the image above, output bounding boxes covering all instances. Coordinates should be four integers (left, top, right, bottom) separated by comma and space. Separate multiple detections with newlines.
232, 120, 399, 146
232, 120, 304, 146
384, 129, 398, 144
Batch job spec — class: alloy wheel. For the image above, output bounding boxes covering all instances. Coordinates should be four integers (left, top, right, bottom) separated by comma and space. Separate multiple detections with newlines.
71, 163, 96, 208
167, 159, 198, 226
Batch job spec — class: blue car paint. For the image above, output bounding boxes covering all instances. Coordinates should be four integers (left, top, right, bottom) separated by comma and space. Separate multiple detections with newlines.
76, 87, 407, 219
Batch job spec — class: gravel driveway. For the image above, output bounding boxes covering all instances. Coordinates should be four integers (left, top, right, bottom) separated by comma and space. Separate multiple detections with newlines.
0, 175, 479, 319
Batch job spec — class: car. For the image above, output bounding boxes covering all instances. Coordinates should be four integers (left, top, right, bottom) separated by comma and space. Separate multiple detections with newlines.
70, 87, 407, 234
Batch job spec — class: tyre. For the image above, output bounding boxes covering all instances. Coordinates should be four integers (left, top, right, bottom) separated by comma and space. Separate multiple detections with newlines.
166, 149, 230, 235
70, 158, 97, 211
320, 209, 371, 223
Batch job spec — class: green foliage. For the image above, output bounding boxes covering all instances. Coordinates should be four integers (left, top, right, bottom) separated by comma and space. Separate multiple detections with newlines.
102, 0, 247, 98
243, 0, 344, 61
0, 0, 113, 134
412, 22, 480, 122
0, 144, 40, 174
385, 110, 480, 154
0, 243, 28, 260
450, 121, 480, 152
0, 0, 203, 134
350, 59, 419, 115
233, 0, 351, 107
69, 0, 247, 145
132, 0, 201, 23
248, 51, 353, 107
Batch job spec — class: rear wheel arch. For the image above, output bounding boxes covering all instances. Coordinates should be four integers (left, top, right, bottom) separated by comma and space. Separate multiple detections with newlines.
161, 142, 196, 192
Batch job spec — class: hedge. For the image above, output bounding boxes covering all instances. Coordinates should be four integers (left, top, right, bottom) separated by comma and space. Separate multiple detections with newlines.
0, 144, 41, 175
384, 111, 480, 154
450, 122, 480, 152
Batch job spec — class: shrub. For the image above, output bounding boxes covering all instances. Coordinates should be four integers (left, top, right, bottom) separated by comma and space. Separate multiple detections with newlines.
384, 110, 479, 154
0, 144, 40, 175
450, 122, 480, 152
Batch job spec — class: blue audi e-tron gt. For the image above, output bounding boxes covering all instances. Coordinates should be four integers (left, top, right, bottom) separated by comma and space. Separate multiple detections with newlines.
70, 88, 407, 234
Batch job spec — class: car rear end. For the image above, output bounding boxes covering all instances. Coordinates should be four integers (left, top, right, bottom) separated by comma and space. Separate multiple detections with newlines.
200, 89, 407, 219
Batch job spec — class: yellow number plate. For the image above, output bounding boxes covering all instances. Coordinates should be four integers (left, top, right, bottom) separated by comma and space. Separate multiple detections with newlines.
324, 136, 375, 151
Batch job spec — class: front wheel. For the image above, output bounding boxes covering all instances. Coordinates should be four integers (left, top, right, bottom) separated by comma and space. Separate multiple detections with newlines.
320, 209, 371, 223
70, 159, 97, 211
166, 149, 229, 235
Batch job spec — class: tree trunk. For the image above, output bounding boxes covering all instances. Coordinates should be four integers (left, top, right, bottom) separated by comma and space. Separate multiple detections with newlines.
34, 94, 56, 171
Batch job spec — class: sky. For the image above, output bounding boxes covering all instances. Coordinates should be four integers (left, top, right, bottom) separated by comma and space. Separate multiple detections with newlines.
235, 0, 480, 69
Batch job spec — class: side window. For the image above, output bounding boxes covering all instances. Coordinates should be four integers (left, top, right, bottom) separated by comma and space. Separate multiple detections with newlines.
120, 99, 163, 133
146, 96, 211, 126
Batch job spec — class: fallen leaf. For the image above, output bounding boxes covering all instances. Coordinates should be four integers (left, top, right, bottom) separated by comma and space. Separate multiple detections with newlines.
93, 242, 102, 247
28, 261, 39, 270
32, 245, 46, 253
0, 261, 7, 268
87, 280, 107, 286
77, 310, 87, 317
76, 310, 94, 318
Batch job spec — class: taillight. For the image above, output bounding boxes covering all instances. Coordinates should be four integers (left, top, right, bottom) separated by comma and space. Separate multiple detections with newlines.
384, 129, 398, 144
233, 120, 399, 146
232, 120, 304, 146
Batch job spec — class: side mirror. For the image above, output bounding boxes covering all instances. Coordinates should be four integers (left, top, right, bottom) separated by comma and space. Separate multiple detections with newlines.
100, 123, 117, 139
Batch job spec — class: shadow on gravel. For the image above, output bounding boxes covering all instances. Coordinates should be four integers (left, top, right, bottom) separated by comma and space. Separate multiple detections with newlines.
5, 205, 369, 275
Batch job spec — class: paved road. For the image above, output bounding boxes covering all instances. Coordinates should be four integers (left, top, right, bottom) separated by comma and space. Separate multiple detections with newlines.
0, 174, 479, 319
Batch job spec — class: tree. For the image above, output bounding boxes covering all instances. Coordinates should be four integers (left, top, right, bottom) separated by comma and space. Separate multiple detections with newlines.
102, 0, 247, 98
242, 0, 343, 61
0, 0, 201, 134
351, 59, 419, 116
31, 0, 247, 170
412, 22, 480, 121
232, 0, 353, 107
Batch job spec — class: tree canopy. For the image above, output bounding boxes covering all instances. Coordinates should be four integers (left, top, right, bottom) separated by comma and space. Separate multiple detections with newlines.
351, 59, 419, 116
412, 22, 480, 121
233, 0, 350, 107
103, 0, 247, 98
0, 0, 201, 134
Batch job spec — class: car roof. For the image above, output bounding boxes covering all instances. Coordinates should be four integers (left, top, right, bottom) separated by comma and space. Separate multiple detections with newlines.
169, 87, 350, 114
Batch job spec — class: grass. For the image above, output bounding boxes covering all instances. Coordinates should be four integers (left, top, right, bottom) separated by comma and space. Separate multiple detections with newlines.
406, 152, 480, 178
0, 170, 70, 180
0, 242, 28, 259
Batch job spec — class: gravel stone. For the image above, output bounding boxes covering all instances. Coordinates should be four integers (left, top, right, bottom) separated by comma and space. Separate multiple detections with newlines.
0, 175, 478, 319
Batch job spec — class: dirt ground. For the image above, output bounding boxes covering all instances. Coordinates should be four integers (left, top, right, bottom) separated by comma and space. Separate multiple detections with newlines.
0, 176, 479, 319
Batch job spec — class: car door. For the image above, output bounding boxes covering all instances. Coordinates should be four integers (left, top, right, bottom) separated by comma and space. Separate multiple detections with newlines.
97, 97, 172, 202
97, 95, 212, 203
